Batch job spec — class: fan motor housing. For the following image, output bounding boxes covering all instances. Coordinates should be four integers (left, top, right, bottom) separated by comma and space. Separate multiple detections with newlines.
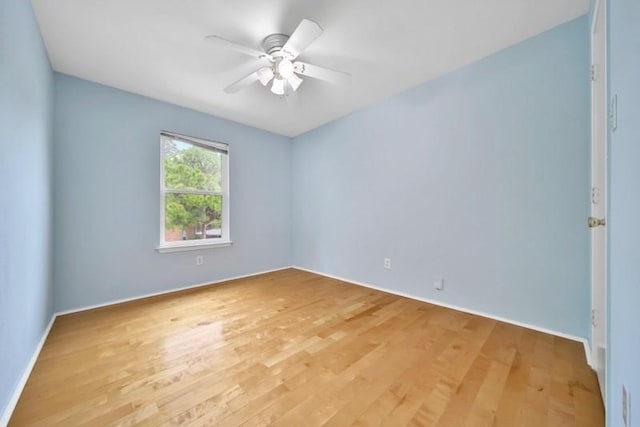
262, 34, 289, 56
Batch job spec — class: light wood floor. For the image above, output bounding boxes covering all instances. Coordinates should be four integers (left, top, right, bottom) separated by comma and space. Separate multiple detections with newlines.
10, 269, 603, 426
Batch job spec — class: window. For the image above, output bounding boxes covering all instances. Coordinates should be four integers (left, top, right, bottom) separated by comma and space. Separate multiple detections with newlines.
158, 131, 230, 252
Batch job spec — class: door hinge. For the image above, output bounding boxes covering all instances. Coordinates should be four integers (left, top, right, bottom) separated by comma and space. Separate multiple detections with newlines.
591, 64, 598, 81
592, 309, 597, 327
610, 94, 618, 131
591, 187, 600, 205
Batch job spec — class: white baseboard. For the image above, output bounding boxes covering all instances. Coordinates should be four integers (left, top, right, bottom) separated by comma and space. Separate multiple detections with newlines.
292, 265, 593, 367
0, 266, 293, 426
56, 266, 294, 316
0, 264, 593, 426
0, 314, 56, 427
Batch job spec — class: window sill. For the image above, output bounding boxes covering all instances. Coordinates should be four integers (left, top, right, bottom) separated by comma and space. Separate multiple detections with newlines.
156, 240, 233, 253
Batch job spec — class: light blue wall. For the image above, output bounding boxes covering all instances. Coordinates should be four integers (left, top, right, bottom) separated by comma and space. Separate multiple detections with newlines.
607, 0, 640, 424
0, 0, 54, 417
292, 17, 591, 338
0, 7, 597, 419
53, 74, 292, 312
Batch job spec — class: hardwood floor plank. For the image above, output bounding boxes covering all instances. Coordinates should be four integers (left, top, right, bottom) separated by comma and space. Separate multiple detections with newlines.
9, 269, 603, 426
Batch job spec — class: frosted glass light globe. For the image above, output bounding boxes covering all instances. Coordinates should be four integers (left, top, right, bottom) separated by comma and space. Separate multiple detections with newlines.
288, 74, 303, 91
278, 59, 295, 79
256, 67, 274, 86
270, 77, 285, 95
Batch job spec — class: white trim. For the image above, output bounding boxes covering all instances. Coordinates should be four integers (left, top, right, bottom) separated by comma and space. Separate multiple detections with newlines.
159, 132, 231, 249
160, 134, 166, 248
590, 0, 608, 403
591, 0, 601, 35
0, 315, 56, 427
1, 266, 293, 424
0, 265, 593, 424
584, 340, 593, 368
164, 189, 224, 196
55, 266, 293, 316
291, 266, 593, 367
156, 240, 233, 253
160, 130, 228, 153
221, 143, 230, 243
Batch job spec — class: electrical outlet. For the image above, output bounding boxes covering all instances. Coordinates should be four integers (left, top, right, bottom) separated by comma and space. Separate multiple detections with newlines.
434, 277, 444, 291
384, 258, 391, 269
623, 385, 630, 427
196, 255, 204, 266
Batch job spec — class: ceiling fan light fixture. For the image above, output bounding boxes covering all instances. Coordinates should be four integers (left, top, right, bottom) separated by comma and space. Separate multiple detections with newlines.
256, 67, 274, 86
277, 59, 295, 79
212, 18, 351, 97
288, 74, 303, 91
270, 77, 285, 95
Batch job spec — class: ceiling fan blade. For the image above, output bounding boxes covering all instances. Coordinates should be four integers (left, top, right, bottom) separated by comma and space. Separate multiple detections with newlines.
205, 35, 273, 62
224, 71, 260, 93
281, 19, 323, 60
293, 61, 351, 86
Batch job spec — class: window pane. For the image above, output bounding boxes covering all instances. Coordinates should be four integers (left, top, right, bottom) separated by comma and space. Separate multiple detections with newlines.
164, 194, 223, 242
164, 139, 222, 192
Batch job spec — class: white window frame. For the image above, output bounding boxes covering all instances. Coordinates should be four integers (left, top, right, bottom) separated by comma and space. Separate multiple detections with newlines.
157, 131, 231, 253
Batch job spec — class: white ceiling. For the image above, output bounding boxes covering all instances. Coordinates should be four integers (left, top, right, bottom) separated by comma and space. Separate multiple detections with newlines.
31, 0, 588, 137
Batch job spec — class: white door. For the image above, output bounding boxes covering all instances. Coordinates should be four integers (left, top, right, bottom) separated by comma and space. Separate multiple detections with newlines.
590, 0, 607, 403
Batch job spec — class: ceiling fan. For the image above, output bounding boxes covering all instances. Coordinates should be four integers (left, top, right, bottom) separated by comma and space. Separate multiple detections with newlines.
206, 19, 352, 97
